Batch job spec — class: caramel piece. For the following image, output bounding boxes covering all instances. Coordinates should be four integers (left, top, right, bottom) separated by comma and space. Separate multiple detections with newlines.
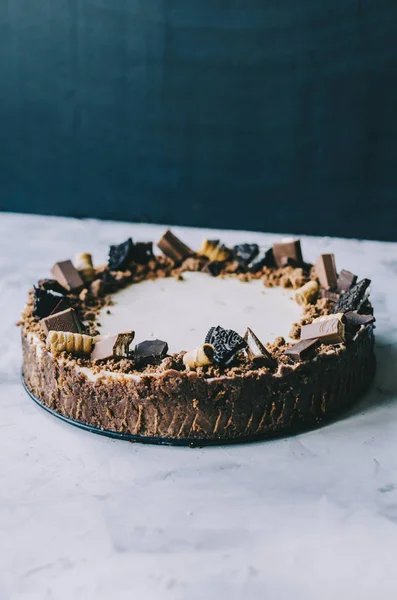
183, 344, 214, 370
295, 280, 319, 306
199, 239, 231, 262
75, 252, 95, 282
46, 331, 93, 355
315, 254, 337, 290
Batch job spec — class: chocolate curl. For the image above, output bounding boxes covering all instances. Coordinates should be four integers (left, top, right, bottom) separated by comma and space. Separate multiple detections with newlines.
199, 239, 231, 262
46, 331, 93, 355
183, 344, 214, 370
295, 280, 319, 306
75, 252, 95, 282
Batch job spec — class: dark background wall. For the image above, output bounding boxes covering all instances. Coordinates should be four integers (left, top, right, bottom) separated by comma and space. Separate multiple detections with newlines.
1, 0, 397, 240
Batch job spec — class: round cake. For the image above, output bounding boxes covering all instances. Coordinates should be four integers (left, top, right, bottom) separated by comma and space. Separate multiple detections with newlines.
20, 231, 376, 445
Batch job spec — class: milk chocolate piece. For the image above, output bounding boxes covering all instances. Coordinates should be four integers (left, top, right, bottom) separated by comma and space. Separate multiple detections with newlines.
319, 289, 340, 302
337, 269, 357, 292
33, 287, 67, 319
301, 314, 345, 344
284, 338, 319, 362
51, 260, 85, 292
247, 246, 274, 272
157, 230, 193, 262
344, 311, 375, 331
233, 244, 259, 267
40, 308, 83, 336
91, 331, 136, 361
315, 254, 337, 290
205, 326, 247, 365
108, 238, 134, 271
134, 339, 168, 365
272, 239, 303, 268
244, 327, 276, 368
331, 279, 371, 314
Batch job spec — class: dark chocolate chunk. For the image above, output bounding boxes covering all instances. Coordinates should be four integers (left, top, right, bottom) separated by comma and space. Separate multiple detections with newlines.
247, 246, 274, 272
91, 331, 135, 361
38, 279, 68, 295
49, 298, 70, 316
205, 326, 247, 365
40, 308, 83, 336
33, 287, 68, 319
244, 327, 276, 368
233, 244, 259, 267
331, 279, 371, 314
272, 239, 303, 268
131, 242, 153, 265
337, 269, 357, 293
134, 339, 168, 366
51, 260, 85, 293
204, 261, 225, 277
315, 254, 337, 290
344, 311, 375, 331
301, 315, 345, 344
284, 338, 319, 362
319, 289, 341, 303
108, 238, 134, 271
157, 230, 193, 262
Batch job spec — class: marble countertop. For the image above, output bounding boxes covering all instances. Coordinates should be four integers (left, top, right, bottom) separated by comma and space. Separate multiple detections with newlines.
1, 213, 397, 600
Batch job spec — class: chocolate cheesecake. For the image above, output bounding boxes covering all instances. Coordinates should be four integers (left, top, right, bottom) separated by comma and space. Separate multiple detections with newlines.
20, 233, 376, 445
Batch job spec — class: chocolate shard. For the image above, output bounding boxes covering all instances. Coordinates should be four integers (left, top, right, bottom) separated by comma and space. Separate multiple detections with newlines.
51, 260, 85, 293
319, 289, 340, 303
157, 230, 193, 262
284, 338, 319, 362
40, 307, 83, 336
247, 246, 274, 272
33, 287, 68, 319
205, 326, 247, 365
204, 260, 225, 277
108, 238, 134, 271
49, 297, 70, 316
315, 254, 338, 290
331, 279, 371, 314
91, 331, 135, 361
344, 311, 375, 332
272, 239, 303, 268
301, 314, 345, 344
337, 269, 357, 293
134, 339, 168, 366
38, 279, 68, 295
233, 244, 259, 267
131, 242, 153, 265
244, 327, 276, 368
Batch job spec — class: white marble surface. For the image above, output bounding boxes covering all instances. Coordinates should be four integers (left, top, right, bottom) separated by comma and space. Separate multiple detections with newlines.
1, 213, 397, 600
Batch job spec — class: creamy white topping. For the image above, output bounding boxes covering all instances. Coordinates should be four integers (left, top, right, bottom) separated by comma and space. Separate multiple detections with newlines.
97, 272, 302, 355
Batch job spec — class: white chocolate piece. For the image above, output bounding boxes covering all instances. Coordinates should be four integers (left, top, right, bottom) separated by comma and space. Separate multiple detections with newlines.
295, 280, 319, 306
183, 344, 214, 370
46, 331, 93, 355
75, 252, 95, 282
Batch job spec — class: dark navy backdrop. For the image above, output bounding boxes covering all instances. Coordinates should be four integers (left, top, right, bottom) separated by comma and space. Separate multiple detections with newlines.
1, 1, 397, 239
